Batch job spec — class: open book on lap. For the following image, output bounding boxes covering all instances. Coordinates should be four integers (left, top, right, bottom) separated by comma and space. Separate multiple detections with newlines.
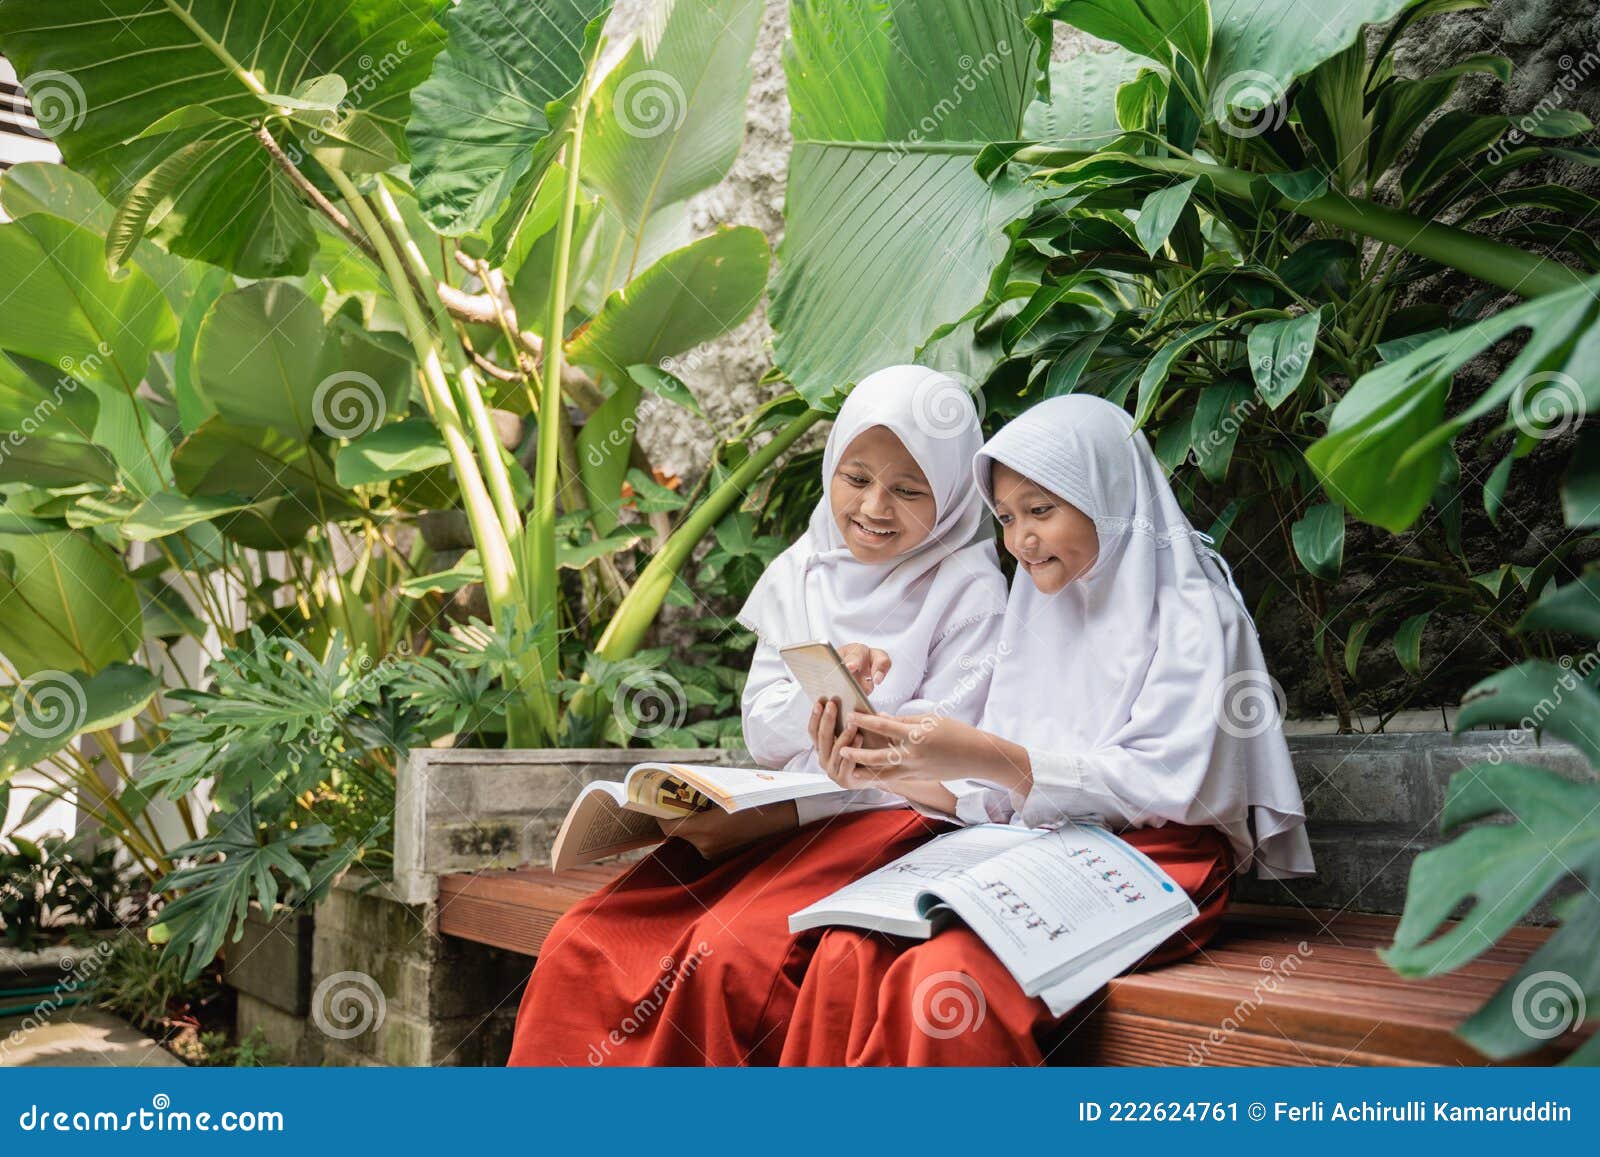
788, 822, 1199, 1016
551, 763, 845, 871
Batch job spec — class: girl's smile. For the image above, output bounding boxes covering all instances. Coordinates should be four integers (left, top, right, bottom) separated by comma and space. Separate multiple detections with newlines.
829, 424, 937, 561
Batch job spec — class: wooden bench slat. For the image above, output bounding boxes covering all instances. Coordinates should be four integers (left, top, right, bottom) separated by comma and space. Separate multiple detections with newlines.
437, 866, 1593, 1065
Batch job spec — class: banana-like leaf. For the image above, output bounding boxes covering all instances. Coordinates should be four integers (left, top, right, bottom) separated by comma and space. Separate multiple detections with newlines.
580, 0, 763, 273
407, 0, 613, 236
0, 664, 160, 781
0, 1, 446, 277
0, 530, 142, 677
1024, 50, 1151, 145
568, 225, 769, 380
770, 0, 1045, 405
1306, 272, 1600, 532
335, 418, 451, 487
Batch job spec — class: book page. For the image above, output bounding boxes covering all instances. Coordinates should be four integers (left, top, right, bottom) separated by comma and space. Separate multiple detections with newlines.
934, 824, 1197, 995
550, 782, 663, 871
789, 825, 1035, 935
639, 763, 842, 811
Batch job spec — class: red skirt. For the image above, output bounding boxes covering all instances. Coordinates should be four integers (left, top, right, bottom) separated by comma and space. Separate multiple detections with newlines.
777, 822, 1235, 1066
506, 808, 953, 1066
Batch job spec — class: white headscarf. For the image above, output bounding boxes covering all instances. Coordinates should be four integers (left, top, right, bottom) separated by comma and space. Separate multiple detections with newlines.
736, 364, 1007, 710
974, 395, 1315, 881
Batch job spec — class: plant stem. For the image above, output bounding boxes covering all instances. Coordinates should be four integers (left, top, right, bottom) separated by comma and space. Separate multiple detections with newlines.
328, 170, 519, 617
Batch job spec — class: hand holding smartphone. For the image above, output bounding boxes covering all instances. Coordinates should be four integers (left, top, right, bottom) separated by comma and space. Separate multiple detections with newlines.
780, 641, 877, 735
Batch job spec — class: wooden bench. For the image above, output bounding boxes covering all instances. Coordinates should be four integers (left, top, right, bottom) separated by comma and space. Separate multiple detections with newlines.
438, 865, 1591, 1065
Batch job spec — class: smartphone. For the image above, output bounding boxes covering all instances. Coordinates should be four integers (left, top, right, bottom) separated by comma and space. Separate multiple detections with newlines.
779, 641, 876, 736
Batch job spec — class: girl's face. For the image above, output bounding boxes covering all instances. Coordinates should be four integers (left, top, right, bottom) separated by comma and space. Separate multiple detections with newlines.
829, 425, 937, 562
990, 462, 1098, 594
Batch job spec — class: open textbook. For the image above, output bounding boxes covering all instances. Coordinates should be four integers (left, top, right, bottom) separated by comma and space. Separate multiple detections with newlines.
789, 823, 1200, 1016
550, 763, 844, 871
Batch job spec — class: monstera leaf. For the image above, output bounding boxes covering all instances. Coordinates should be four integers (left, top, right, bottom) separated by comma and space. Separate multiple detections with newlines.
0, 0, 446, 276
407, 0, 613, 237
769, 0, 1045, 405
1382, 563, 1600, 1063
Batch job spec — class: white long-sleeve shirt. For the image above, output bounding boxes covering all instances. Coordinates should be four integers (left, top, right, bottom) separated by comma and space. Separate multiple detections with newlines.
740, 612, 1007, 825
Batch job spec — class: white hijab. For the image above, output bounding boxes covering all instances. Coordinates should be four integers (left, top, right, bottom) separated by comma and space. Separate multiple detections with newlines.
974, 395, 1315, 881
737, 364, 1007, 710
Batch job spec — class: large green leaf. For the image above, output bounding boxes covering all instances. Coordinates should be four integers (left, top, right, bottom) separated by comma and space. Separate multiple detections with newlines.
0, 1, 446, 277
770, 0, 1044, 405
1023, 50, 1151, 145
406, 0, 613, 235
0, 530, 142, 677
171, 419, 356, 549
580, 0, 762, 265
0, 664, 160, 781
1045, 0, 1424, 120
1307, 273, 1600, 532
567, 226, 769, 379
194, 282, 413, 442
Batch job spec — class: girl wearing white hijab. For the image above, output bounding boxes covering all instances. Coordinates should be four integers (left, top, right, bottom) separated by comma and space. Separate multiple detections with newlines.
783, 394, 1314, 1065
507, 364, 1007, 1066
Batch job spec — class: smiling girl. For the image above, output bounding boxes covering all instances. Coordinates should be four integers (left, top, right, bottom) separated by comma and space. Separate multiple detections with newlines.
505, 364, 1007, 1066
782, 393, 1315, 1065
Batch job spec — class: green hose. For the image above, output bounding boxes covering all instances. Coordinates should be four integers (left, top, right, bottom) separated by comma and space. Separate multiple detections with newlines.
0, 993, 94, 1018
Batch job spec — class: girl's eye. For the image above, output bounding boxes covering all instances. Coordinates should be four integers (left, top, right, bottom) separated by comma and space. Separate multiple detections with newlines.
996, 513, 1012, 525
842, 473, 868, 486
1030, 505, 1053, 517
895, 488, 925, 499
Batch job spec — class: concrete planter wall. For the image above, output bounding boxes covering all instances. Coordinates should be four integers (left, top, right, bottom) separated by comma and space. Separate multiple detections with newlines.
225, 903, 319, 1065
236, 730, 1592, 1065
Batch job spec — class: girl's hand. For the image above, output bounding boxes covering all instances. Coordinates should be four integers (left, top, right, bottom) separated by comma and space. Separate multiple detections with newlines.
657, 801, 799, 860
836, 643, 891, 694
811, 697, 871, 789
835, 712, 1033, 794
